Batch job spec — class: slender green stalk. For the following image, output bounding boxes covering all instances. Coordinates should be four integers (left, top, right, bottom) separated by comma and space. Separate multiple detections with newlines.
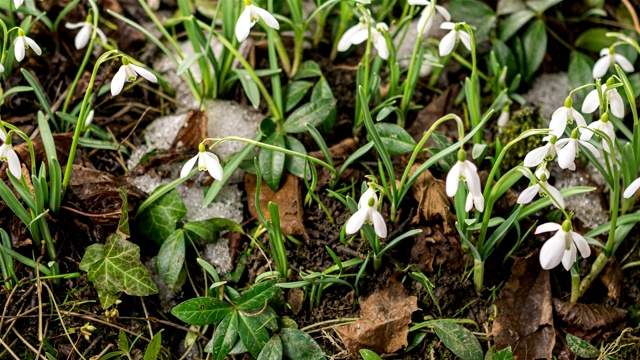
570, 266, 579, 303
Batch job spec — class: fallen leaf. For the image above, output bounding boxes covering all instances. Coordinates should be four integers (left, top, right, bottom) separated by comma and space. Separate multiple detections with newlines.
410, 226, 467, 274
171, 109, 207, 151
245, 173, 308, 240
308, 137, 359, 163
409, 167, 455, 233
492, 251, 555, 359
335, 280, 418, 354
553, 299, 626, 331
600, 256, 623, 299
407, 86, 460, 144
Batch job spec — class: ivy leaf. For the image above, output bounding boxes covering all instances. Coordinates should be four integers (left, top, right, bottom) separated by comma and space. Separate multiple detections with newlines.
566, 333, 600, 358
137, 189, 187, 244
156, 229, 185, 288
207, 311, 239, 360
237, 311, 269, 358
492, 346, 514, 360
280, 328, 324, 360
257, 335, 283, 360
236, 280, 279, 311
171, 297, 234, 325
117, 187, 130, 237
80, 234, 158, 309
433, 320, 483, 360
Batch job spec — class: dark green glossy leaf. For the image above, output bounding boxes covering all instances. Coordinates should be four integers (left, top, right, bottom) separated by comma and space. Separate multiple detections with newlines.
293, 61, 322, 79
237, 311, 269, 357
449, 0, 496, 42
284, 97, 336, 133
257, 335, 283, 360
433, 320, 482, 360
171, 297, 233, 325
575, 28, 614, 53
207, 311, 239, 360
284, 81, 314, 112
118, 187, 130, 236
259, 132, 286, 191
284, 135, 309, 179
156, 229, 185, 288
281, 328, 324, 360
143, 332, 162, 360
137, 189, 187, 244
184, 218, 244, 242
359, 349, 382, 360
568, 51, 595, 104
492, 346, 514, 360
234, 69, 261, 109
374, 123, 416, 155
236, 280, 279, 311
566, 333, 600, 358
498, 9, 534, 41
522, 19, 547, 80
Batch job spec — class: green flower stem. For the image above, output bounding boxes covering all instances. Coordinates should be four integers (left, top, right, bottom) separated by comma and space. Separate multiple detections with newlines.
353, 7, 373, 136
473, 259, 483, 294
570, 266, 579, 303
450, 52, 488, 81
205, 136, 336, 176
391, 114, 464, 222
62, 50, 119, 193
212, 32, 282, 121
61, 0, 99, 115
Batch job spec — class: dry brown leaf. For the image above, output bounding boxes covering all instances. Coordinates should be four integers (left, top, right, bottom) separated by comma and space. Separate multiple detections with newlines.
553, 299, 626, 331
410, 226, 467, 274
171, 110, 208, 151
335, 280, 418, 354
600, 256, 623, 299
492, 251, 555, 360
407, 86, 460, 144
409, 167, 455, 233
245, 173, 308, 240
308, 137, 359, 164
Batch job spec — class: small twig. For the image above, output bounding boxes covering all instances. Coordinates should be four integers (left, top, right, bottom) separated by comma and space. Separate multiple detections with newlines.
0, 337, 20, 360
140, 297, 154, 339
60, 205, 122, 218
11, 328, 47, 360
622, 0, 640, 35
117, 107, 149, 153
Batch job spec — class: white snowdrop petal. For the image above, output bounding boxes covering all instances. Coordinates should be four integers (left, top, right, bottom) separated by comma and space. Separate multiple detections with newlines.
7, 148, 21, 179
374, 34, 389, 60
579, 140, 600, 158
337, 25, 362, 51
235, 7, 252, 42
608, 90, 625, 118
517, 185, 540, 205
0, 131, 5, 142
545, 184, 565, 209
96, 28, 108, 45
539, 233, 566, 270
14, 37, 25, 62
253, 6, 279, 30
549, 108, 568, 137
592, 56, 609, 79
110, 66, 127, 96
557, 142, 576, 170
445, 162, 461, 197
370, 210, 387, 238
599, 48, 609, 57
614, 54, 634, 73
438, 30, 456, 56
25, 37, 41, 55
561, 242, 577, 271
65, 22, 84, 29
345, 209, 368, 235
571, 232, 591, 258
435, 5, 451, 21
440, 22, 456, 30
131, 65, 158, 83
535, 222, 562, 234
180, 154, 199, 178
624, 177, 640, 198
523, 145, 550, 167
75, 25, 91, 50
582, 89, 600, 114
204, 152, 223, 180
474, 193, 484, 212
349, 29, 369, 46
459, 31, 472, 51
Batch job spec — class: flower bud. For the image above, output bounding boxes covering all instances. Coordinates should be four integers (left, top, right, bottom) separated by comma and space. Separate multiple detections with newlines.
457, 148, 466, 162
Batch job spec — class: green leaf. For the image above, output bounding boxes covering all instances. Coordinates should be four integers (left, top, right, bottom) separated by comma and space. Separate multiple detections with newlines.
171, 297, 234, 325
497, 0, 526, 15
284, 81, 314, 112
284, 97, 336, 133
449, 0, 496, 42
257, 335, 283, 360
293, 61, 322, 79
21, 69, 56, 131
373, 123, 416, 155
280, 328, 324, 360
525, 0, 561, 14
522, 19, 547, 80
118, 330, 130, 353
492, 346, 514, 360
137, 189, 187, 244
568, 52, 595, 103
359, 349, 383, 360
236, 280, 279, 311
80, 234, 158, 308
184, 218, 244, 242
156, 229, 185, 288
433, 320, 483, 360
118, 187, 130, 237
237, 311, 270, 358
259, 132, 286, 191
311, 77, 337, 132
208, 311, 239, 360
143, 332, 162, 360
498, 9, 535, 42
376, 106, 396, 121
566, 333, 600, 358
234, 69, 261, 109
575, 28, 614, 53
284, 135, 309, 179
177, 52, 203, 76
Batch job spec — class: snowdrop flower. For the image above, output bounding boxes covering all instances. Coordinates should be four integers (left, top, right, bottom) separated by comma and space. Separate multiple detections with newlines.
580, 112, 616, 153
372, 23, 390, 60
235, 0, 279, 43
338, 17, 368, 52
517, 168, 564, 209
83, 110, 95, 131
465, 192, 484, 212
582, 82, 625, 119
549, 97, 587, 137
14, 29, 41, 62
497, 107, 509, 131
446, 149, 482, 199
556, 129, 600, 171
110, 57, 158, 96
439, 22, 471, 57
65, 16, 108, 50
593, 47, 634, 79
0, 64, 4, 73
13, 0, 23, 8
536, 220, 590, 270
180, 143, 223, 180
624, 177, 640, 198
345, 187, 387, 238
0, 132, 21, 179
416, 1, 451, 34
524, 135, 561, 168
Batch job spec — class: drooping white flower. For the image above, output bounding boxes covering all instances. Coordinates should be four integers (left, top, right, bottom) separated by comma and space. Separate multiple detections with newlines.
65, 19, 108, 50
13, 0, 23, 8
416, 1, 451, 34
624, 177, 640, 198
0, 64, 4, 73
579, 113, 616, 153
337, 18, 368, 52
556, 130, 600, 171
0, 132, 21, 179
497, 108, 509, 130
110, 57, 158, 96
439, 22, 471, 57
180, 144, 223, 181
14, 29, 41, 62
593, 48, 634, 79
517, 168, 564, 209
83, 110, 95, 131
446, 150, 482, 199
372, 23, 390, 60
465, 191, 484, 212
235, 1, 279, 43
536, 220, 591, 270
523, 135, 562, 168
549, 97, 587, 137
582, 83, 625, 119
345, 187, 387, 238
